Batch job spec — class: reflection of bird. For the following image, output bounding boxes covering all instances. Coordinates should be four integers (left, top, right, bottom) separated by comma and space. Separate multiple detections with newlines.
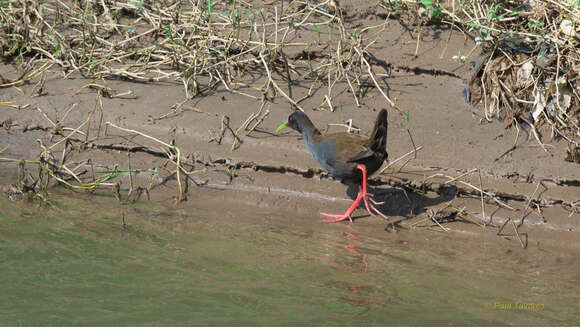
277, 110, 389, 223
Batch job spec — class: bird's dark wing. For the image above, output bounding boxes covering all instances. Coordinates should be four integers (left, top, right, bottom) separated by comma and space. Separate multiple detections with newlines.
346, 149, 376, 163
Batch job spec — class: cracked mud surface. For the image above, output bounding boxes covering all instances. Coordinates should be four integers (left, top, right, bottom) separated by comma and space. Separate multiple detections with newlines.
1, 3, 578, 250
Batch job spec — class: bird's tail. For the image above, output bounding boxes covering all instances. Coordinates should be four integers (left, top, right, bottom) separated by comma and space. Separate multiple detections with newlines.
369, 109, 388, 155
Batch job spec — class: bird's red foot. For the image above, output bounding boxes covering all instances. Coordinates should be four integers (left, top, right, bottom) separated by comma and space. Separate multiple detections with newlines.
321, 164, 388, 223
362, 192, 389, 220
321, 192, 363, 223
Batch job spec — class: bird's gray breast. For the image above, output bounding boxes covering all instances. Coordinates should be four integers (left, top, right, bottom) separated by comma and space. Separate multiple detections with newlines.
308, 140, 334, 171
307, 139, 354, 179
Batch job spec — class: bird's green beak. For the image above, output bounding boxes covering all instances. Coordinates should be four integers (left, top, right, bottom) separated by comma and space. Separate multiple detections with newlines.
276, 120, 289, 133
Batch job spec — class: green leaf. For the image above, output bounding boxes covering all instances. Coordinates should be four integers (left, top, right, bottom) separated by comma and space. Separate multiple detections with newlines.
432, 6, 442, 18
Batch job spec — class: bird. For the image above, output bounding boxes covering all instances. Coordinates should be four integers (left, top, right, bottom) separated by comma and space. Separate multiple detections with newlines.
276, 109, 389, 223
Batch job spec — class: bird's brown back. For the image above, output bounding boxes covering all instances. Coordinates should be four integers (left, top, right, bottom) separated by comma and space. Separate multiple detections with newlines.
311, 109, 388, 164
312, 133, 369, 162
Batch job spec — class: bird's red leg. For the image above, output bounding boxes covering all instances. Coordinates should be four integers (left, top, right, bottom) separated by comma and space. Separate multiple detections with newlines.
357, 164, 389, 220
321, 164, 388, 223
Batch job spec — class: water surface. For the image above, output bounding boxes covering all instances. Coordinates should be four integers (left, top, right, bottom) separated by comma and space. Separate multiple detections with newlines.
1, 189, 578, 327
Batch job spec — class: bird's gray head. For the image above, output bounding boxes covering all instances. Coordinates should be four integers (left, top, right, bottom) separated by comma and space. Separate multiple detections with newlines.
287, 111, 310, 133
276, 111, 314, 135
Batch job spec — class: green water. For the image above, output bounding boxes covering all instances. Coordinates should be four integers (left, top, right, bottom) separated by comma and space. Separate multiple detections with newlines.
1, 190, 578, 326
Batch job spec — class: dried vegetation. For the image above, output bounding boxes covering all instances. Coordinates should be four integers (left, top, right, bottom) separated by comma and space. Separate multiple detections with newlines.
0, 0, 577, 235
0, 0, 399, 201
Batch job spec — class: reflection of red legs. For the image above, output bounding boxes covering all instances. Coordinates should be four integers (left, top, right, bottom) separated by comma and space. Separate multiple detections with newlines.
321, 164, 388, 223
